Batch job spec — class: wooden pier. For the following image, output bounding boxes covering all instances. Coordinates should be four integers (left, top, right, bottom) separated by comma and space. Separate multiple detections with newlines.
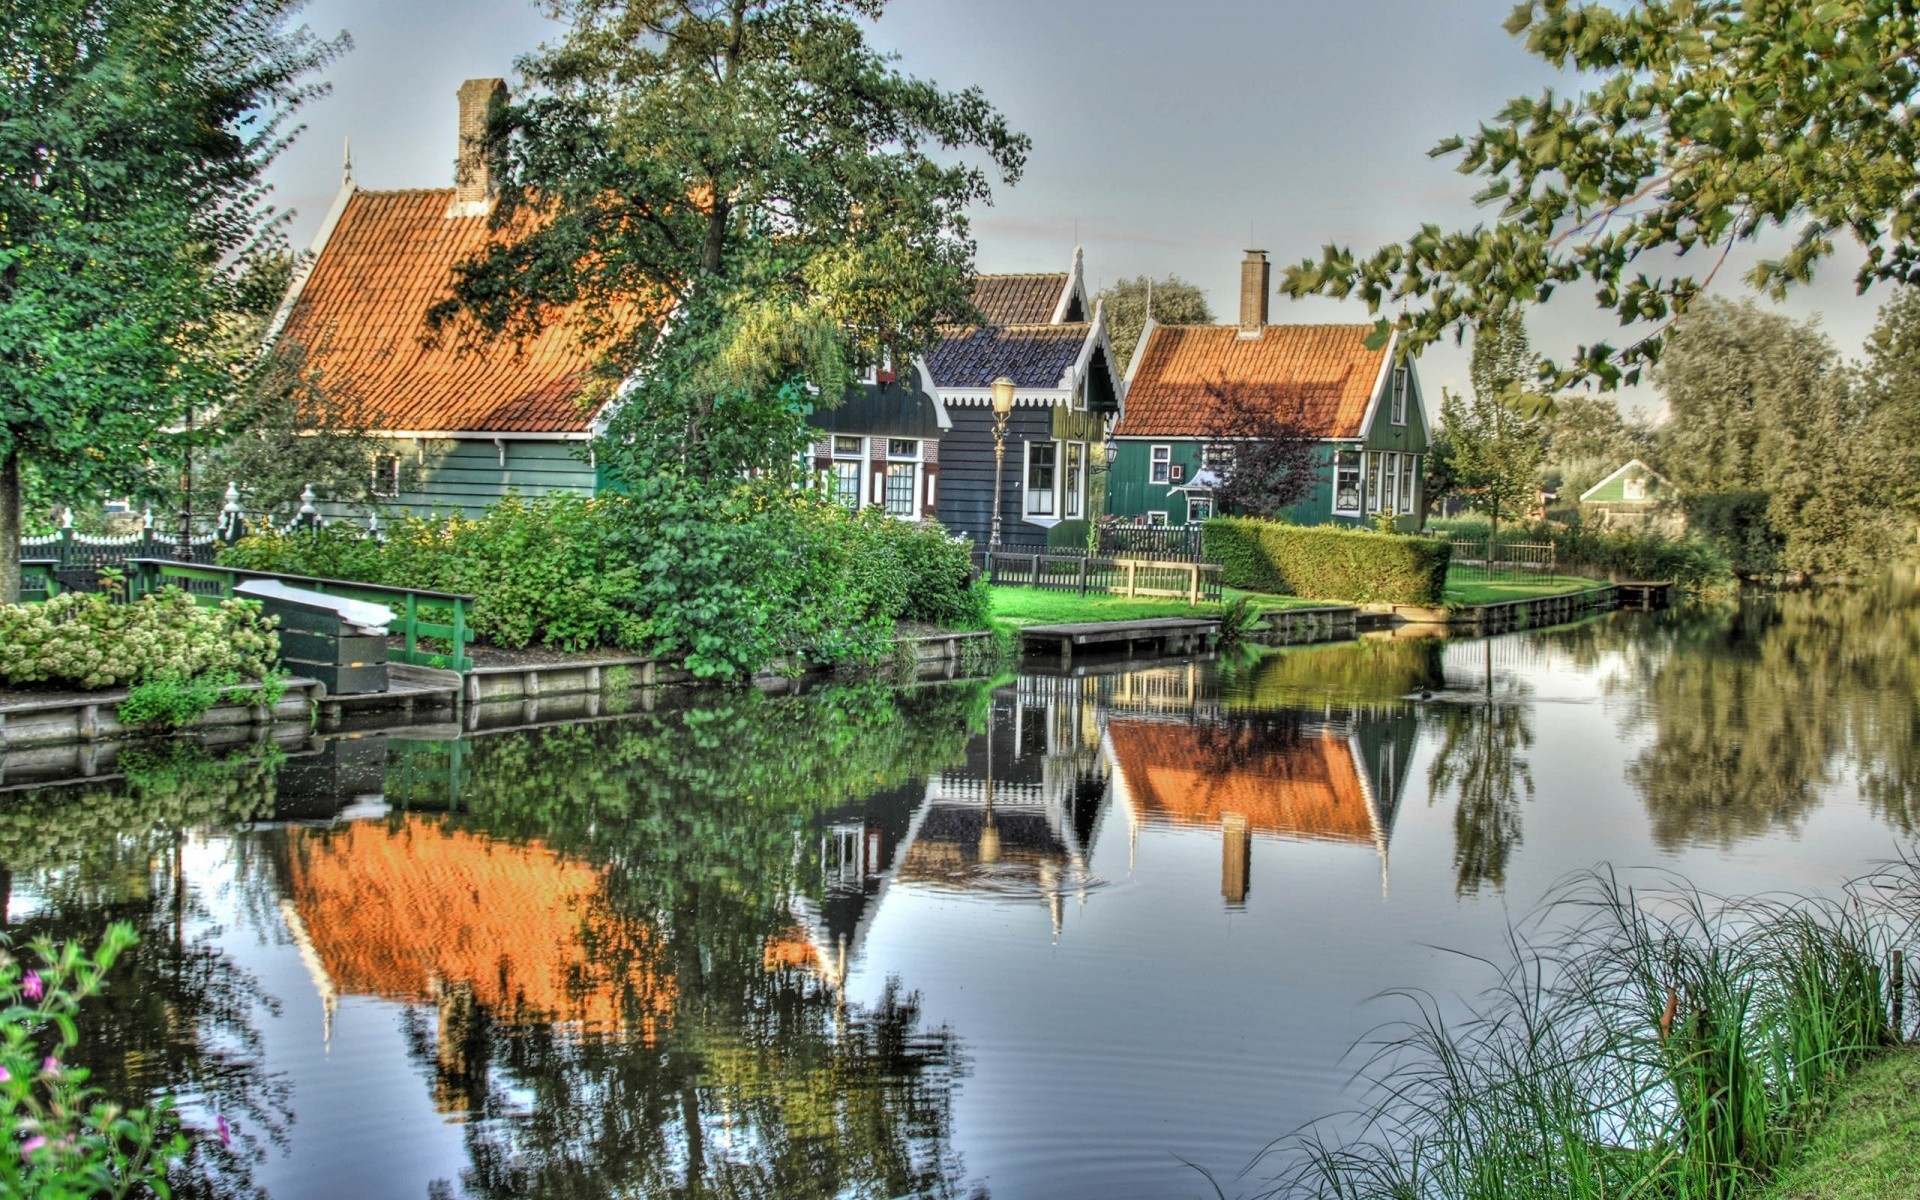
1616, 581, 1675, 610
1020, 617, 1220, 666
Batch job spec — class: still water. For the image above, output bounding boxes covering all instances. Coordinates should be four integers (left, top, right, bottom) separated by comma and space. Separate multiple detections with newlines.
5, 581, 1919, 1199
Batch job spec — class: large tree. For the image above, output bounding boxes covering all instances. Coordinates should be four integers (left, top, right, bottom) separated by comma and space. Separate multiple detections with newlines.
1197, 378, 1321, 520
1279, 1, 1920, 387
1094, 274, 1213, 370
432, 0, 1028, 485
1437, 385, 1545, 550
0, 1, 342, 601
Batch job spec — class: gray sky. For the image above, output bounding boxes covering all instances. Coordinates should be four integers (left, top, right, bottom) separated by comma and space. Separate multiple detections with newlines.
269, 0, 1889, 413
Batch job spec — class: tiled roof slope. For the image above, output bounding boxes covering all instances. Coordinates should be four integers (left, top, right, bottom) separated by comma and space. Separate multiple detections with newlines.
970, 273, 1069, 325
926, 322, 1089, 390
280, 189, 617, 434
1107, 720, 1380, 845
1115, 324, 1390, 440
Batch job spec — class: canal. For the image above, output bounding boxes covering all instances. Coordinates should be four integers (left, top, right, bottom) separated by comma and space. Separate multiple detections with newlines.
4, 579, 1917, 1199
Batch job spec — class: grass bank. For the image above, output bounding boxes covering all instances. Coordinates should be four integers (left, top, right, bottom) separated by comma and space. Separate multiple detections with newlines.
1759, 1046, 1920, 1200
1442, 574, 1605, 607
986, 586, 1332, 630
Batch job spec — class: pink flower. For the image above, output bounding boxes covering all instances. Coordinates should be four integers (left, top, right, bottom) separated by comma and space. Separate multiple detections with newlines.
0, 1067, 10, 1084
19, 1136, 45, 1159
19, 973, 41, 1002
39, 1057, 58, 1076
215, 1115, 232, 1149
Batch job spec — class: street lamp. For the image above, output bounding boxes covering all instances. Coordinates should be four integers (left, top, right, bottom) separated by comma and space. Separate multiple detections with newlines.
989, 376, 1015, 549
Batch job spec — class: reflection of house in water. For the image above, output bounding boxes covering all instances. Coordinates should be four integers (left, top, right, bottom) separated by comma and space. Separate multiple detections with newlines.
1098, 663, 1417, 905
278, 816, 675, 1113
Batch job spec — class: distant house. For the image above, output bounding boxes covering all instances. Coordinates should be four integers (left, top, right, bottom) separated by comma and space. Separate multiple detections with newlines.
922, 251, 1126, 547
1107, 251, 1430, 530
270, 78, 627, 520
1579, 459, 1674, 520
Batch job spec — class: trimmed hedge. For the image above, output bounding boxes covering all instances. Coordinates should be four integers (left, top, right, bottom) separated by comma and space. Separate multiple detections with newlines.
1203, 517, 1452, 606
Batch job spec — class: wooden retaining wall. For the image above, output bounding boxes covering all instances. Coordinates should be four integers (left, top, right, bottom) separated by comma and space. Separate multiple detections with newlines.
1250, 605, 1362, 645
1390, 585, 1622, 632
0, 679, 323, 755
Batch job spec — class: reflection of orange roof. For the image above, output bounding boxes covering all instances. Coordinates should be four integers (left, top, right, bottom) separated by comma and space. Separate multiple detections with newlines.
282, 189, 657, 433
762, 925, 822, 973
286, 817, 674, 1037
1107, 720, 1376, 844
1114, 324, 1390, 440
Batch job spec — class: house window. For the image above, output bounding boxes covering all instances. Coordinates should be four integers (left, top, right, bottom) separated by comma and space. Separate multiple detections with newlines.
1624, 474, 1647, 501
884, 439, 920, 517
1187, 494, 1213, 524
1063, 442, 1085, 519
1025, 441, 1058, 518
1150, 444, 1171, 485
1333, 451, 1362, 516
1391, 366, 1410, 426
1367, 453, 1386, 513
831, 436, 864, 508
372, 454, 401, 498
1146, 511, 1169, 526
1384, 454, 1401, 519
1399, 455, 1417, 514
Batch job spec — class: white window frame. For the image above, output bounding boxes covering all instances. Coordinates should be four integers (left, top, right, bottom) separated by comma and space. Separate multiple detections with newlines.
1145, 510, 1169, 526
883, 438, 922, 519
1063, 441, 1085, 519
1332, 450, 1362, 517
1186, 493, 1213, 525
1023, 439, 1059, 520
830, 436, 865, 509
1623, 474, 1647, 501
372, 454, 401, 499
1366, 452, 1386, 514
1391, 366, 1409, 426
1150, 444, 1172, 485
1398, 455, 1417, 515
1384, 453, 1401, 520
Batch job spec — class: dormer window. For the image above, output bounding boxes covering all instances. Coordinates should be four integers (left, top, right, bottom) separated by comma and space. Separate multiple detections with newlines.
1391, 365, 1410, 426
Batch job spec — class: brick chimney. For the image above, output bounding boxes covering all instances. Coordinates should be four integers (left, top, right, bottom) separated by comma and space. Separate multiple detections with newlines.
1239, 249, 1270, 336
453, 78, 506, 211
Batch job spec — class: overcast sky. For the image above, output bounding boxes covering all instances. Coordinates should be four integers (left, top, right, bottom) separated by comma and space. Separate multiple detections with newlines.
268, 0, 1890, 414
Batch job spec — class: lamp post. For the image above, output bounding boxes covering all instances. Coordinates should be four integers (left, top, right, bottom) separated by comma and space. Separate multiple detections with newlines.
989, 376, 1015, 550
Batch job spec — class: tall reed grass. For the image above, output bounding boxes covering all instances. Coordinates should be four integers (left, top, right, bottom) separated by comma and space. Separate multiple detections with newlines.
1264, 862, 1919, 1200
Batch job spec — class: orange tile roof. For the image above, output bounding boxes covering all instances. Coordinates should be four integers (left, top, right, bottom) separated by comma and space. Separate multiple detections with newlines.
1114, 324, 1392, 440
1107, 720, 1379, 845
970, 273, 1070, 325
280, 189, 631, 434
285, 816, 675, 1038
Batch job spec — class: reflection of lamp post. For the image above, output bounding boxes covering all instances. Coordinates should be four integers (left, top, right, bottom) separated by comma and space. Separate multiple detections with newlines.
979, 695, 1001, 863
989, 376, 1015, 549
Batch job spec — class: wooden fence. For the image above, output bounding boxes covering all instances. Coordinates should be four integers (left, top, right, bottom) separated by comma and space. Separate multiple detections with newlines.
1447, 538, 1558, 582
126, 559, 476, 672
973, 549, 1224, 603
1096, 525, 1207, 561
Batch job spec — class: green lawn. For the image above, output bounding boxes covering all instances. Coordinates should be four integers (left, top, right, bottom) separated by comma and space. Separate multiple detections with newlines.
1759, 1047, 1920, 1200
1442, 575, 1603, 607
987, 586, 1333, 629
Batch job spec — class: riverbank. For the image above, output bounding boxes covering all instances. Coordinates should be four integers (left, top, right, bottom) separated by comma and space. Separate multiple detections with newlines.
1760, 1046, 1920, 1200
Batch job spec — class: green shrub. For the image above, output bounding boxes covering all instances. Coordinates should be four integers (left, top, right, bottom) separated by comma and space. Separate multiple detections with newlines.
1684, 489, 1783, 575
869, 517, 989, 628
1203, 517, 1452, 606
0, 590, 278, 691
1428, 513, 1736, 596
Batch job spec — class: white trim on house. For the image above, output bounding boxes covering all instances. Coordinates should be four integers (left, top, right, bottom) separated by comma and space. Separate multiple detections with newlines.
1051, 246, 1088, 324
262, 180, 358, 350
374, 429, 595, 442
1123, 317, 1159, 387
939, 387, 1073, 407
912, 356, 954, 431
1579, 458, 1671, 502
1353, 327, 1403, 439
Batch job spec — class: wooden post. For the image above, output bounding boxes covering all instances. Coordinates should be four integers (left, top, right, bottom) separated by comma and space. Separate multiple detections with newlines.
1222, 814, 1250, 906
1188, 563, 1199, 605
404, 593, 419, 664
1078, 555, 1089, 596
1125, 561, 1137, 598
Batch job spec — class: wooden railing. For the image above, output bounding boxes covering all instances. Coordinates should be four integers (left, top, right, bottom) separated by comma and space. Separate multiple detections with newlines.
1096, 524, 1207, 561
973, 549, 1223, 603
19, 559, 60, 603
126, 559, 475, 672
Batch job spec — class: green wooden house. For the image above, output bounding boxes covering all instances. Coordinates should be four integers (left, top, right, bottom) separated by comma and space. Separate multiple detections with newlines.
1578, 459, 1674, 522
1107, 251, 1431, 531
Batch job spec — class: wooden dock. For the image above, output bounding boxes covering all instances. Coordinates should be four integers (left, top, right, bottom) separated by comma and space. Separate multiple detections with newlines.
1019, 617, 1220, 665
1616, 580, 1675, 610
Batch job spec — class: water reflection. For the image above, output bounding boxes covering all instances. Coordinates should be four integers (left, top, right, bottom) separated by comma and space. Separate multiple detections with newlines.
5, 586, 1920, 1199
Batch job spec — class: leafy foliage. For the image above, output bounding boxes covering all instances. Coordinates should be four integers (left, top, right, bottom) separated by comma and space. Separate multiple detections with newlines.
1435, 387, 1545, 540
1198, 377, 1323, 520
1203, 517, 1452, 606
1541, 395, 1655, 500
1682, 489, 1782, 575
0, 0, 345, 600
1278, 1, 1920, 386
0, 590, 278, 691
0, 924, 187, 1199
1430, 512, 1734, 596
1094, 273, 1214, 369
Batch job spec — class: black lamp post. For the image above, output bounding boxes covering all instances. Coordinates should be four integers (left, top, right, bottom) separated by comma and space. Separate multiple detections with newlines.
989, 376, 1015, 549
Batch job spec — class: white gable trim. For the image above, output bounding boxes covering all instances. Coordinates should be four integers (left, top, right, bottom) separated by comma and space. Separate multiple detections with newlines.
1353, 327, 1402, 440
1051, 246, 1087, 324
913, 355, 953, 431
1123, 317, 1158, 387
262, 180, 357, 351
1579, 458, 1670, 502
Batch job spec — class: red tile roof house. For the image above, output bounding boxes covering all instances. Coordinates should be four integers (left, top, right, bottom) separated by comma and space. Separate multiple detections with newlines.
1107, 250, 1432, 531
918, 250, 1127, 548
263, 78, 634, 520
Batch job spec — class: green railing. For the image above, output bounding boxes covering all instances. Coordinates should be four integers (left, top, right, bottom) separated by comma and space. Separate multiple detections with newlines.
20, 559, 60, 603
126, 559, 475, 672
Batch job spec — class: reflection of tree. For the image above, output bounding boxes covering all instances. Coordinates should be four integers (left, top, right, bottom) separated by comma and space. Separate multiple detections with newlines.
1426, 702, 1534, 896
1624, 579, 1920, 847
1221, 637, 1447, 709
0, 745, 290, 1199
378, 682, 990, 1200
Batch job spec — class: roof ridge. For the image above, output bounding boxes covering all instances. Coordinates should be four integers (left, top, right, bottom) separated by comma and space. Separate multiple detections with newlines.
350, 186, 458, 197
972, 270, 1071, 280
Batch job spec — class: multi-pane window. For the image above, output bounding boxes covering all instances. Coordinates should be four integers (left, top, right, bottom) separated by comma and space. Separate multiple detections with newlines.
1025, 442, 1057, 517
372, 454, 401, 498
1063, 443, 1084, 518
1150, 444, 1171, 484
1384, 454, 1401, 519
1333, 451, 1362, 516
1367, 453, 1386, 513
1399, 455, 1417, 514
830, 436, 863, 508
1391, 365, 1410, 426
884, 439, 920, 517
1187, 494, 1213, 524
